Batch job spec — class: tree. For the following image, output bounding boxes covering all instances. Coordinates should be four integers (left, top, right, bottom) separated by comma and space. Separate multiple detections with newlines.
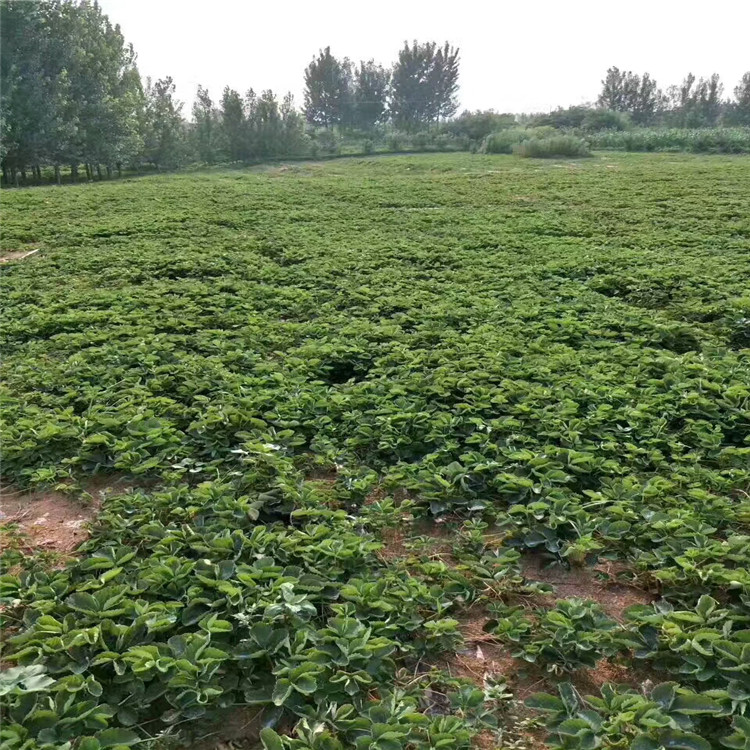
390, 41, 460, 131
597, 67, 661, 124
731, 72, 750, 125
1, 0, 145, 183
666, 73, 724, 127
696, 74, 724, 126
627, 72, 661, 124
351, 60, 390, 131
192, 86, 220, 164
598, 67, 628, 111
220, 87, 246, 162
279, 93, 307, 155
0, 0, 56, 182
303, 47, 352, 128
429, 42, 460, 122
65, 0, 143, 176
142, 77, 186, 169
0, 1, 85, 182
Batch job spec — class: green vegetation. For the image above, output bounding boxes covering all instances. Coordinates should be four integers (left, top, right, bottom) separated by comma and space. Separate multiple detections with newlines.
480, 130, 591, 158
528, 680, 730, 750
513, 136, 591, 159
481, 125, 750, 157
2, 152, 750, 749
588, 126, 750, 153
480, 127, 556, 153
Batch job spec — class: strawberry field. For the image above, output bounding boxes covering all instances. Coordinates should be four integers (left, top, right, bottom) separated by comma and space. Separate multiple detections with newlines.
2, 152, 750, 750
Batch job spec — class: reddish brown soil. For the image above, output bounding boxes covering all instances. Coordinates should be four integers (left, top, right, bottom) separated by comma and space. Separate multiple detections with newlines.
184, 706, 268, 750
376, 517, 456, 564
571, 657, 658, 696
520, 553, 653, 621
377, 528, 411, 562
0, 475, 146, 555
305, 468, 338, 484
364, 485, 386, 505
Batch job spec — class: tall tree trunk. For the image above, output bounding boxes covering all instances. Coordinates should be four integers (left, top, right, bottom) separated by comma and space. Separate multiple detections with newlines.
12, 167, 19, 188
71, 163, 78, 183
106, 165, 112, 179
55, 165, 61, 185
85, 163, 92, 181
96, 164, 103, 180
2, 165, 8, 186
34, 165, 42, 184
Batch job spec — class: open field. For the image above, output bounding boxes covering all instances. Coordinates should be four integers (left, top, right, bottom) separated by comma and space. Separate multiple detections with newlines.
2, 152, 750, 749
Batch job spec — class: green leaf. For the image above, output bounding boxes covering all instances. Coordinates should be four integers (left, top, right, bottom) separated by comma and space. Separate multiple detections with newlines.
525, 692, 564, 712
657, 729, 712, 750
695, 595, 718, 619
66, 592, 100, 614
650, 682, 676, 709
670, 693, 723, 715
261, 728, 285, 750
96, 728, 141, 747
556, 718, 594, 736
272, 678, 292, 706
293, 674, 317, 695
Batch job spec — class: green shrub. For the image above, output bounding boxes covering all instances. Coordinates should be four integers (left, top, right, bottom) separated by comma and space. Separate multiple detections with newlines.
315, 129, 341, 155
581, 109, 631, 132
530, 105, 590, 129
513, 135, 591, 158
442, 110, 517, 142
387, 134, 404, 152
529, 681, 726, 750
411, 132, 430, 150
480, 126, 557, 154
434, 133, 464, 151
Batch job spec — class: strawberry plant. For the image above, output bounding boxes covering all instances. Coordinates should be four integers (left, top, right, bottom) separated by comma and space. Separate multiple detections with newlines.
2, 152, 750, 748
487, 598, 620, 672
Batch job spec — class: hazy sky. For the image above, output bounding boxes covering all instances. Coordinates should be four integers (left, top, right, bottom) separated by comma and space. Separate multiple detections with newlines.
99, 0, 750, 115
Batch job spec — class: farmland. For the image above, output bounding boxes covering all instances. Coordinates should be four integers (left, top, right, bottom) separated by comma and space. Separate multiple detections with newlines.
2, 152, 750, 750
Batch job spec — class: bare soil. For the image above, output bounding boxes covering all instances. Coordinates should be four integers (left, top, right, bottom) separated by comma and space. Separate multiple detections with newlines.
520, 553, 653, 621
0, 475, 147, 555
182, 706, 269, 750
0, 247, 40, 263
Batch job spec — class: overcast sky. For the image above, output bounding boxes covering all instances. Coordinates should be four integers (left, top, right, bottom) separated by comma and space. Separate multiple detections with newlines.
99, 0, 750, 115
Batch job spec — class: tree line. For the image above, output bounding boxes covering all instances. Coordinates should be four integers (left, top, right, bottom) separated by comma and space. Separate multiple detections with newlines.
0, 0, 314, 184
1, 0, 749, 186
565, 67, 750, 129
0, 0, 461, 185
189, 41, 460, 166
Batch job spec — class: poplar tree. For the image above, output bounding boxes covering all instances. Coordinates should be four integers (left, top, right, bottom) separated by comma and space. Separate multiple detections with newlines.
389, 41, 460, 131
303, 47, 352, 128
